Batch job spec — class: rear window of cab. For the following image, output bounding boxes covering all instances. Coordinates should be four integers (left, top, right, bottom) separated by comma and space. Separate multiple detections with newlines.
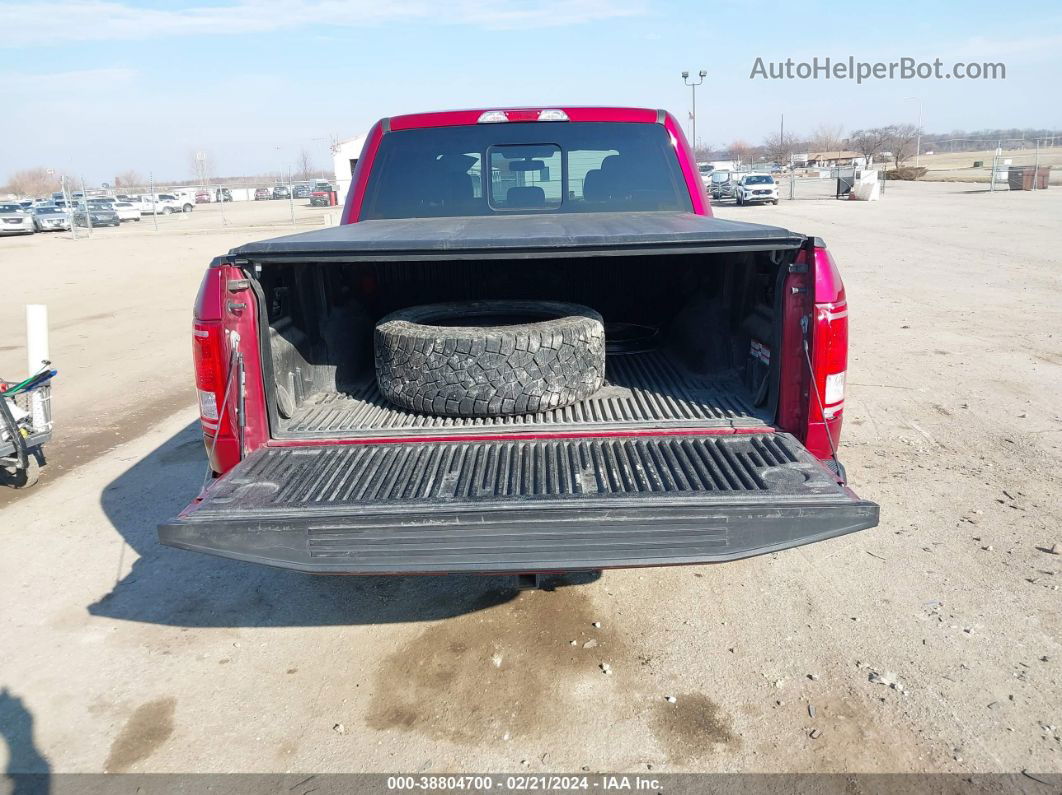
360, 122, 692, 219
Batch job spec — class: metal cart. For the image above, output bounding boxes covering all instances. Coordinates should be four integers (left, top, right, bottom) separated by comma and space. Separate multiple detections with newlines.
1, 366, 55, 489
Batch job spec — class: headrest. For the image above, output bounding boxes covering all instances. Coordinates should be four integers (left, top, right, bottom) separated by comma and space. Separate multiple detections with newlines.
506, 186, 546, 208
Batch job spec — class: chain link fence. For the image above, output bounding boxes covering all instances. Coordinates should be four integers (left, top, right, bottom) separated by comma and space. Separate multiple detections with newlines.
911, 138, 1061, 190
39, 177, 342, 241
708, 146, 1058, 209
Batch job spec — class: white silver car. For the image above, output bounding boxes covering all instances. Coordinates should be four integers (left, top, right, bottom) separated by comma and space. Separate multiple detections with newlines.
735, 174, 779, 206
32, 205, 71, 232
0, 202, 35, 235
113, 201, 142, 222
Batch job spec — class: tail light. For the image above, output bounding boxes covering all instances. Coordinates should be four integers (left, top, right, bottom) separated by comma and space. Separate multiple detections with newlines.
777, 242, 848, 462
193, 322, 227, 434
193, 321, 239, 474
192, 267, 240, 474
804, 246, 848, 460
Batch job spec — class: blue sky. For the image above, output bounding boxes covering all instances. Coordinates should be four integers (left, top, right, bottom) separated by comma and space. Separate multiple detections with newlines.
2, 0, 1060, 183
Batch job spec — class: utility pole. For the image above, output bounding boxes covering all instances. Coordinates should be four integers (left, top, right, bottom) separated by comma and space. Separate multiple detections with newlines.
682, 70, 707, 153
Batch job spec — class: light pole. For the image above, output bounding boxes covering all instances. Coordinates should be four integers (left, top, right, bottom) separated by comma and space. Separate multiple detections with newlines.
904, 96, 923, 167
682, 70, 707, 153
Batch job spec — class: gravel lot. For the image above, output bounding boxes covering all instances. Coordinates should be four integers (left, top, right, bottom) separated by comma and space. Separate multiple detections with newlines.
1, 183, 1059, 776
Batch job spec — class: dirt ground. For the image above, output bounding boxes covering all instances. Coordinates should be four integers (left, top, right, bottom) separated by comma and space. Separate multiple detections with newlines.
0, 200, 337, 499
0, 184, 1059, 777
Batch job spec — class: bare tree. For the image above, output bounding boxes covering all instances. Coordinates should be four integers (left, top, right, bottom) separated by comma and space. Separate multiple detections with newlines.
297, 149, 315, 180
692, 144, 713, 162
5, 167, 62, 198
810, 123, 844, 154
728, 139, 753, 166
848, 128, 891, 166
763, 131, 800, 166
114, 170, 144, 191
886, 123, 921, 169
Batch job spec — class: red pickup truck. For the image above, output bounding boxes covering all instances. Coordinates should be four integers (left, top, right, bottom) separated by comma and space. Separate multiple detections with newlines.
161, 106, 878, 575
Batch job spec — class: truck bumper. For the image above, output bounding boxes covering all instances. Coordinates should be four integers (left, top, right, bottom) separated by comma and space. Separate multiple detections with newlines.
160, 501, 878, 575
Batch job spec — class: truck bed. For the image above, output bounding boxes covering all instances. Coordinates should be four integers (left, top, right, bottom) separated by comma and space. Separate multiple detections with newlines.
279, 349, 768, 439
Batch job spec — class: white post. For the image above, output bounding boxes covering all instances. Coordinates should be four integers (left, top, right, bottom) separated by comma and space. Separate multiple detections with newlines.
26, 305, 48, 375
26, 305, 49, 429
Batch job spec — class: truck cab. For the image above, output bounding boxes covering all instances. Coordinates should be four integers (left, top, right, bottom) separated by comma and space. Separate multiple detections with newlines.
139, 193, 185, 215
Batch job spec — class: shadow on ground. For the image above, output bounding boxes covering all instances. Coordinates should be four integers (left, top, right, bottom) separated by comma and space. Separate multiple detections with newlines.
89, 421, 595, 628
0, 687, 51, 795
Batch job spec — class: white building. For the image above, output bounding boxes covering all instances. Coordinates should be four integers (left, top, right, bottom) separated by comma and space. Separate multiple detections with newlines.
333, 133, 368, 205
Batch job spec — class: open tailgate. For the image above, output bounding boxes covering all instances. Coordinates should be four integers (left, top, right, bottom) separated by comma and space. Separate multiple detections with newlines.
160, 432, 878, 574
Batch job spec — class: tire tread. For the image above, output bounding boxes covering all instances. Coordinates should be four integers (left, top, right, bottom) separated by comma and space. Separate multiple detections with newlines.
374, 300, 605, 418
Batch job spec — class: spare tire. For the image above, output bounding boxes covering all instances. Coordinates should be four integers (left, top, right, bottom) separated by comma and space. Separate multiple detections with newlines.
375, 300, 605, 417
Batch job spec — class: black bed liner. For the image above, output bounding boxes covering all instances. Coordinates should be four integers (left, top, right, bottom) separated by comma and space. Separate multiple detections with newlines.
280, 349, 767, 439
159, 432, 878, 574
229, 211, 805, 261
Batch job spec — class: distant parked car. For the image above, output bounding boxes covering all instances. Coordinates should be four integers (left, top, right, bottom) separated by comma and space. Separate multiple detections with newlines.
710, 170, 740, 201
272, 185, 291, 199
215, 188, 233, 202
255, 187, 272, 201
734, 174, 779, 206
293, 184, 312, 199
195, 190, 212, 204
0, 202, 36, 235
309, 185, 334, 206
31, 205, 71, 232
74, 201, 120, 227
113, 201, 142, 222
